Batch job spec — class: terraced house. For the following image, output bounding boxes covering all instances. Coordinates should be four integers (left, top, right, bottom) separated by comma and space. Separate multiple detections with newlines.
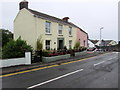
14, 0, 88, 50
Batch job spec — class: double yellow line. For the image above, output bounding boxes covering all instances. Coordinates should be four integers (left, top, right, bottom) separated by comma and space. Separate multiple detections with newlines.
0, 56, 95, 78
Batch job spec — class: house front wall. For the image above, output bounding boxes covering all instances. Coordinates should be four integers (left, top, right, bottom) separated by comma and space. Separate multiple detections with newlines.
14, 8, 36, 49
36, 17, 77, 50
77, 28, 88, 47
108, 41, 117, 46
95, 40, 117, 46
14, 8, 77, 50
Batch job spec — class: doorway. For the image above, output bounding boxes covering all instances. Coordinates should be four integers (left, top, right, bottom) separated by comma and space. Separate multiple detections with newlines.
57, 38, 64, 49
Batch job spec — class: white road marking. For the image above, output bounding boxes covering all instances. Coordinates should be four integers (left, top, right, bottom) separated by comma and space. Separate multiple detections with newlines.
27, 69, 83, 89
94, 61, 106, 66
94, 57, 117, 66
107, 57, 117, 61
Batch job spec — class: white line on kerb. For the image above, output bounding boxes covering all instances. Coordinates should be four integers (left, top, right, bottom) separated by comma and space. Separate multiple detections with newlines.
27, 69, 83, 89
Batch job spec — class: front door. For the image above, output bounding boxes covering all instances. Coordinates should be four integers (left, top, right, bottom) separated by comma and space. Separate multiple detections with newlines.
57, 38, 64, 49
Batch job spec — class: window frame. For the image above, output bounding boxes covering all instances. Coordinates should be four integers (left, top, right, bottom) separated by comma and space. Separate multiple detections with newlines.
45, 21, 51, 34
69, 27, 72, 36
69, 40, 72, 49
84, 40, 85, 46
46, 40, 51, 50
58, 24, 63, 35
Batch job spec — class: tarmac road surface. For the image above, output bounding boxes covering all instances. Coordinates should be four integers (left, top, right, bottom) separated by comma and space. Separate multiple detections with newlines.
1, 52, 119, 89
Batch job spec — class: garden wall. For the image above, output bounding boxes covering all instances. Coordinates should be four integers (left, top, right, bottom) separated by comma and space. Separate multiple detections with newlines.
42, 54, 70, 63
0, 52, 31, 68
75, 51, 87, 56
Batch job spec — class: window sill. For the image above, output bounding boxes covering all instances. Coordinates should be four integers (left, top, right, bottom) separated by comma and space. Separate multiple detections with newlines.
69, 35, 73, 37
58, 34, 63, 36
45, 33, 52, 35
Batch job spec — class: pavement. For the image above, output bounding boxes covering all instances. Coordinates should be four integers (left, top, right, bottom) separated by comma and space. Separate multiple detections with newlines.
1, 52, 118, 88
1, 51, 106, 75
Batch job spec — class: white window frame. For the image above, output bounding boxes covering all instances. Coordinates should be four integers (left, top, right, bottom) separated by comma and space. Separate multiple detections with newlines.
58, 24, 63, 34
46, 40, 51, 50
69, 40, 72, 49
46, 21, 51, 33
69, 27, 72, 36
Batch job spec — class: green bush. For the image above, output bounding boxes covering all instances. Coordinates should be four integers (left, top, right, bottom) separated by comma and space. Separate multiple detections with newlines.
36, 36, 43, 51
42, 50, 52, 57
2, 37, 33, 59
0, 29, 13, 47
80, 46, 87, 51
74, 41, 80, 49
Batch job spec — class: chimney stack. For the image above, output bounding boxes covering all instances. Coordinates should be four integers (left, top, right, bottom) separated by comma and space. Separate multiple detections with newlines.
62, 17, 69, 22
19, 0, 28, 10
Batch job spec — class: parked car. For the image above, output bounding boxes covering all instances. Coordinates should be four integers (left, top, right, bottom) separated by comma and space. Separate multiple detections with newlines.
87, 48, 96, 51
94, 49, 102, 52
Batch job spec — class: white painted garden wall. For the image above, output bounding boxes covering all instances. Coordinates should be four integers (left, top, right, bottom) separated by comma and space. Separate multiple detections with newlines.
0, 52, 31, 68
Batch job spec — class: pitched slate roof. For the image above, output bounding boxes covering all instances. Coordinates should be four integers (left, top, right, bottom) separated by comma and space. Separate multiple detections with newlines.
28, 9, 76, 27
28, 9, 88, 34
89, 40, 99, 44
101, 40, 113, 46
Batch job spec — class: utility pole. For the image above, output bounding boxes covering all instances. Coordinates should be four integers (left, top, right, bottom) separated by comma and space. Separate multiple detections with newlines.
100, 27, 104, 51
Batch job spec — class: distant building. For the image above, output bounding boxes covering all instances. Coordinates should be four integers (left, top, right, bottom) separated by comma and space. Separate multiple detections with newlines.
90, 40, 99, 45
88, 40, 95, 48
88, 39, 98, 48
95, 40, 117, 46
14, 0, 88, 50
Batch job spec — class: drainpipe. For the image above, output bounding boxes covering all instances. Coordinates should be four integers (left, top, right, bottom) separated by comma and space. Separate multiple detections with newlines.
34, 15, 38, 50
36, 15, 38, 41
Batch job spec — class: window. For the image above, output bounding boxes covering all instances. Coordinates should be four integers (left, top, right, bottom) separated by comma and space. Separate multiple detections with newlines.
46, 21, 51, 33
58, 24, 63, 34
84, 40, 85, 46
46, 40, 50, 50
69, 40, 72, 49
69, 27, 72, 35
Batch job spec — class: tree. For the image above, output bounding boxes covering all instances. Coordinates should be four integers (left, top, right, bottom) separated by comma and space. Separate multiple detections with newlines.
2, 37, 33, 59
0, 29, 13, 47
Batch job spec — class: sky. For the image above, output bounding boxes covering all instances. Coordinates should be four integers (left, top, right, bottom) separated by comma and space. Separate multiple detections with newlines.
0, 0, 119, 41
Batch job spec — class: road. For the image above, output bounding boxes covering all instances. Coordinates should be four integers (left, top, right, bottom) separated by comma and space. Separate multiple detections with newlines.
1, 52, 119, 89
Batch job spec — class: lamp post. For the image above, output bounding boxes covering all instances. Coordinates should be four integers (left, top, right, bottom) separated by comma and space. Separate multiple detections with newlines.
100, 27, 104, 51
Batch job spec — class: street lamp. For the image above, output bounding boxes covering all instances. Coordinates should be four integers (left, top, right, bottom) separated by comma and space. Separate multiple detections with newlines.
100, 27, 104, 51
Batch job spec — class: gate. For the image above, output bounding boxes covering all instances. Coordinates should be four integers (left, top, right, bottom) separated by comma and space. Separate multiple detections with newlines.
31, 50, 42, 63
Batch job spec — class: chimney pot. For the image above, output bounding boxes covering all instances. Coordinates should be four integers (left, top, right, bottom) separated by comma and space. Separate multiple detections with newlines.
19, 0, 28, 10
62, 17, 69, 22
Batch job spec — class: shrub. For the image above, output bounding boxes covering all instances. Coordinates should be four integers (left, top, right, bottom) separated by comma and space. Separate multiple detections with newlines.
36, 36, 43, 51
42, 50, 53, 57
53, 52, 58, 56
48, 53, 53, 57
80, 46, 87, 51
74, 41, 80, 49
64, 46, 67, 50
2, 37, 33, 59
59, 52, 64, 55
